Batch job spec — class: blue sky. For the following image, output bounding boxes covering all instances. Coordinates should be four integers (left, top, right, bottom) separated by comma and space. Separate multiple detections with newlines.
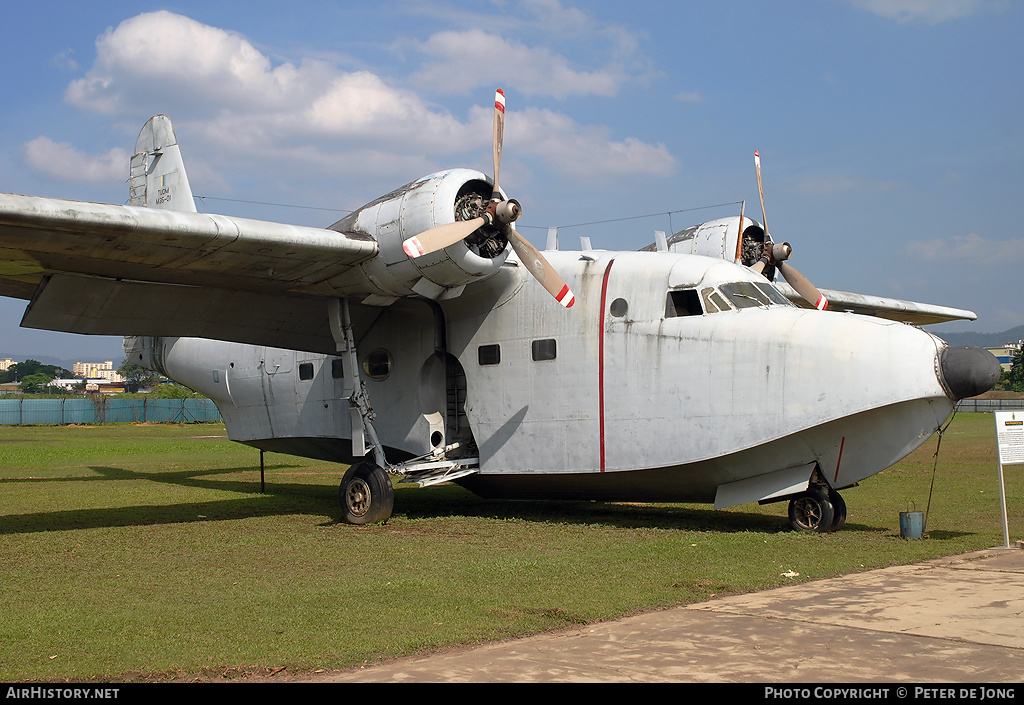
1, 0, 1021, 363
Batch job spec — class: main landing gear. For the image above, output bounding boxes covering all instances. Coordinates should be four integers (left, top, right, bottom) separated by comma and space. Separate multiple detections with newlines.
339, 462, 394, 525
788, 486, 847, 533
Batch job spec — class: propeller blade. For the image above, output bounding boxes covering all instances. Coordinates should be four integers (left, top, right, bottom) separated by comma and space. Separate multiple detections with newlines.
753, 151, 828, 311
508, 229, 575, 308
493, 89, 505, 199
402, 216, 488, 258
754, 150, 770, 240
778, 261, 829, 311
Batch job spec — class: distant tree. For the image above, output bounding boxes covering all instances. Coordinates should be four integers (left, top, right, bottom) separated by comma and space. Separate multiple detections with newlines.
17, 359, 43, 376
149, 382, 203, 399
0, 359, 71, 384
19, 372, 54, 394
1006, 347, 1024, 393
117, 359, 162, 390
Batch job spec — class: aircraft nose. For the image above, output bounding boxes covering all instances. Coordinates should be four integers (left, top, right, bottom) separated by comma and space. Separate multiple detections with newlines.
938, 345, 1002, 401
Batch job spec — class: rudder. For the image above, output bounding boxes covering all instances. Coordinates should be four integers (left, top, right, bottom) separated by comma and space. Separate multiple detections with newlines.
129, 116, 197, 212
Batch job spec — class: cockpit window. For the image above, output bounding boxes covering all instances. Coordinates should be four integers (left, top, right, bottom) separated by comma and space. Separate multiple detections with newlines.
701, 287, 731, 313
754, 282, 793, 306
666, 289, 703, 317
695, 281, 790, 314
713, 281, 794, 310
720, 282, 770, 308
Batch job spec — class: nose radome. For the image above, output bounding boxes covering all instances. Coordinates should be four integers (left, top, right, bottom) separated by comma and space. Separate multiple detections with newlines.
939, 346, 1002, 401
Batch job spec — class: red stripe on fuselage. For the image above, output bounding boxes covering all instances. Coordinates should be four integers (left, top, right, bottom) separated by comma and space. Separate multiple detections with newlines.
599, 259, 615, 471
834, 436, 846, 484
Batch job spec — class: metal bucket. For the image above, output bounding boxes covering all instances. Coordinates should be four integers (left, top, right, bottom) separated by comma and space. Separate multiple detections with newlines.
900, 503, 925, 539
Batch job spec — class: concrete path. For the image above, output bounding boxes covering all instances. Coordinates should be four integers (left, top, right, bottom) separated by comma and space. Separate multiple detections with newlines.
294, 547, 1024, 683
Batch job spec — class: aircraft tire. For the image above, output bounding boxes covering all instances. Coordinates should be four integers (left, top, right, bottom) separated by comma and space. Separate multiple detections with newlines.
828, 489, 847, 532
339, 462, 394, 525
788, 487, 835, 533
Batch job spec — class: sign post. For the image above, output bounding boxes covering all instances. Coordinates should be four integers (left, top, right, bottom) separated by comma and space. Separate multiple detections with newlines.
993, 411, 1024, 548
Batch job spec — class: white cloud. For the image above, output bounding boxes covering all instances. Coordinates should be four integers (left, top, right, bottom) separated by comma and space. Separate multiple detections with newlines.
675, 91, 705, 103
843, 0, 999, 24
903, 232, 1024, 266
44, 10, 674, 186
65, 10, 330, 116
410, 29, 626, 98
513, 107, 675, 180
20, 137, 128, 183
49, 48, 79, 72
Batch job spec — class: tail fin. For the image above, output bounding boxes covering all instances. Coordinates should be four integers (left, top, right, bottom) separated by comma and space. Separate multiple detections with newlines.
129, 115, 197, 212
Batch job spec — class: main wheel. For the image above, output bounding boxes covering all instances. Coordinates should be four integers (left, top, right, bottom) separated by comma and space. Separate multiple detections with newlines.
828, 489, 847, 532
788, 487, 835, 533
339, 462, 394, 525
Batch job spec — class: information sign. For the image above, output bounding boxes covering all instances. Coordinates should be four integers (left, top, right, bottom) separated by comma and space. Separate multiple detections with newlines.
994, 411, 1024, 466
993, 411, 1023, 548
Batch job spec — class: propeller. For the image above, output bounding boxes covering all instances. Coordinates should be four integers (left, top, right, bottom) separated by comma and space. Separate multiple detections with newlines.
753, 151, 828, 311
402, 89, 575, 308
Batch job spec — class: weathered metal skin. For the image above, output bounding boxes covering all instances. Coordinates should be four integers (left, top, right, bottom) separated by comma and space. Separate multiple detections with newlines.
132, 247, 985, 508
449, 251, 957, 503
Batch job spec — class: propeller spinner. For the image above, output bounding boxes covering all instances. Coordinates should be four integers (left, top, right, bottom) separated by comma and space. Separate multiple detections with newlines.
402, 89, 575, 309
753, 151, 828, 311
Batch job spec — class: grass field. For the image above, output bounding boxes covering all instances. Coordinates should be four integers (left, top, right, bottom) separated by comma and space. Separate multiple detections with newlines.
0, 414, 1019, 681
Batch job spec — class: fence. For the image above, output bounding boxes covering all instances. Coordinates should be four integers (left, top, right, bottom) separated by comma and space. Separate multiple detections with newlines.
0, 397, 221, 425
957, 398, 1024, 413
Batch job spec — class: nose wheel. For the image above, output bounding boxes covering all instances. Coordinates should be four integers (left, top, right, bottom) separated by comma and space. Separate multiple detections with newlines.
788, 487, 846, 533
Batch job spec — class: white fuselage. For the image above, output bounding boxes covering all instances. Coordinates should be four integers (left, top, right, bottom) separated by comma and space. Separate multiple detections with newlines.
133, 250, 953, 506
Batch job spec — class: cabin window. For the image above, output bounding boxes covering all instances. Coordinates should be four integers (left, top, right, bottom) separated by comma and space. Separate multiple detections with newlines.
331, 358, 344, 379
363, 350, 392, 380
666, 289, 703, 317
478, 344, 501, 366
298, 362, 314, 381
610, 298, 628, 317
532, 338, 557, 361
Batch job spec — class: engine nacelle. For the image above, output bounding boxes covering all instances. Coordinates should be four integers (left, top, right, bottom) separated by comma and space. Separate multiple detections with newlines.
327, 169, 511, 302
653, 216, 767, 267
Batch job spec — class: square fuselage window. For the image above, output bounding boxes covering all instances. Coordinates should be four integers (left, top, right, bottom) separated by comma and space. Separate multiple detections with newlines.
478, 344, 501, 365
532, 339, 557, 361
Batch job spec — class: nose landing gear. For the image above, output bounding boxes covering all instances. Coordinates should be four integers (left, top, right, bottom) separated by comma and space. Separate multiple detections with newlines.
788, 486, 847, 533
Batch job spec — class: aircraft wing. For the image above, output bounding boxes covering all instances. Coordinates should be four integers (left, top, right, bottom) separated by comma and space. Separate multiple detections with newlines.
774, 281, 977, 325
0, 193, 380, 353
0, 193, 377, 297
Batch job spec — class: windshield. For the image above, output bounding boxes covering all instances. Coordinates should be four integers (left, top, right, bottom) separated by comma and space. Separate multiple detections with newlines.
718, 281, 793, 310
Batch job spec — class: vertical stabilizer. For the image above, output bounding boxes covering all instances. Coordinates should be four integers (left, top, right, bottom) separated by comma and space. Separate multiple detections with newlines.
129, 116, 197, 212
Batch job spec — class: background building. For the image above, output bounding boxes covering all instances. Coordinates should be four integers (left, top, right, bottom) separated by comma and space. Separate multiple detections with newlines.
73, 361, 124, 383
986, 341, 1023, 373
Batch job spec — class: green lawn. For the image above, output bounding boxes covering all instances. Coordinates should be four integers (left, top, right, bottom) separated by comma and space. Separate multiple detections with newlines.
0, 414, 1018, 681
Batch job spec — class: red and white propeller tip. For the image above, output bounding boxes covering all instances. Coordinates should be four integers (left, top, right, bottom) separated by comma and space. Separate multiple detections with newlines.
493, 89, 505, 199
